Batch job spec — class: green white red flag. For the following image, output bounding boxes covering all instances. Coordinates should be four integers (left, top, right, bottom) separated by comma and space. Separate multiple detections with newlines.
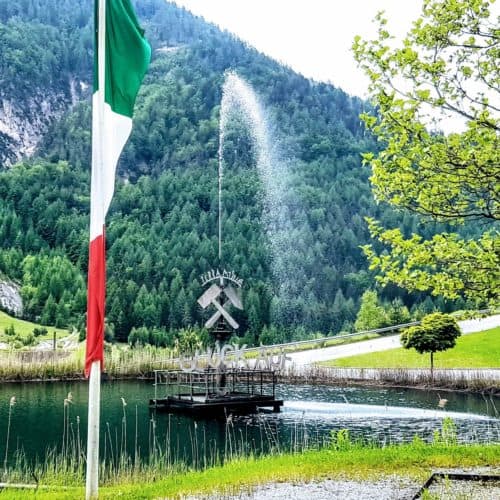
85, 0, 150, 376
86, 3, 150, 496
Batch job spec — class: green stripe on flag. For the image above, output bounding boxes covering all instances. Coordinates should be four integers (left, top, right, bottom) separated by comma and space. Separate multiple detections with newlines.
94, 0, 151, 118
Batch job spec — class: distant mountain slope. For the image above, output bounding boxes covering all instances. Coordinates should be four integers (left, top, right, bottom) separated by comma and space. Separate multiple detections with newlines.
0, 0, 454, 343
0, 0, 216, 165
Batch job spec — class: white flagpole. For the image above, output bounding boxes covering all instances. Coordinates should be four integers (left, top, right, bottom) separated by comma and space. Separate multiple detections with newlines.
86, 360, 101, 499
86, 0, 106, 498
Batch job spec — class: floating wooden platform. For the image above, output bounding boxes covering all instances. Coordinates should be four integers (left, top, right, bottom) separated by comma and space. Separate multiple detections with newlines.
150, 369, 283, 416
150, 393, 283, 416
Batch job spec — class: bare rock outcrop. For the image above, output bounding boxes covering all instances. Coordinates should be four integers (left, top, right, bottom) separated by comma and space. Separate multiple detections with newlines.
0, 280, 23, 316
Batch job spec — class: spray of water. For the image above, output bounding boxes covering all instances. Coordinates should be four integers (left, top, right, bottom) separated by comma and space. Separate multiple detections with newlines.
218, 71, 309, 325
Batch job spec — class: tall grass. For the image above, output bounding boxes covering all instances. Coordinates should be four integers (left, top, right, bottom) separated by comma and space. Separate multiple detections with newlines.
2, 396, 15, 479
0, 351, 81, 381
0, 346, 177, 381
1, 348, 497, 390
1, 385, 333, 489
1, 409, 498, 494
284, 364, 500, 392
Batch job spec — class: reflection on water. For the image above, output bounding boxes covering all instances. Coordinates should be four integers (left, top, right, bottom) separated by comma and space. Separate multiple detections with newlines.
0, 380, 498, 467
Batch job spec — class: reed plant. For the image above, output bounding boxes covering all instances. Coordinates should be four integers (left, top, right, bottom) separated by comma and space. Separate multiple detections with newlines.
284, 364, 500, 392
0, 331, 384, 382
1, 390, 317, 488
0, 345, 177, 382
1, 411, 498, 500
0, 351, 82, 381
2, 396, 15, 479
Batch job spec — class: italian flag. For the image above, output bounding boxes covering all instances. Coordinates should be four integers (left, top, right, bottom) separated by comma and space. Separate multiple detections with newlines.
85, 0, 151, 376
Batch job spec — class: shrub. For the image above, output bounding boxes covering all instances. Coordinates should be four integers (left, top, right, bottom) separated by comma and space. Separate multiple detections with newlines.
176, 327, 202, 355
22, 332, 35, 346
33, 327, 48, 337
4, 324, 16, 336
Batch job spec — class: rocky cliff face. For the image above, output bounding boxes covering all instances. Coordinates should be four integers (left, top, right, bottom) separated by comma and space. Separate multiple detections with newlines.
0, 280, 23, 316
0, 78, 88, 166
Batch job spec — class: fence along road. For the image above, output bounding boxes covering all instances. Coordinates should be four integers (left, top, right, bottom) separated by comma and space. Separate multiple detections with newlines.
287, 314, 500, 367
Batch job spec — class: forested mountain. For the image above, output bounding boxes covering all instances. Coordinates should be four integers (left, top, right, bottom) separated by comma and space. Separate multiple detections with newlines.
0, 0, 461, 346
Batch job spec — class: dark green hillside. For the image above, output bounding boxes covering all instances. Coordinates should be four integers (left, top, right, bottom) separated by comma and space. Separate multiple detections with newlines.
0, 0, 460, 345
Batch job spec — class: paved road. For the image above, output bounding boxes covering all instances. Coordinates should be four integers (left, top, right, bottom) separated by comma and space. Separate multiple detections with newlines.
288, 314, 500, 367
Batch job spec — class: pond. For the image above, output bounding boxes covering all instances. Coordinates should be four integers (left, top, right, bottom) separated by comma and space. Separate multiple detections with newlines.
0, 380, 498, 468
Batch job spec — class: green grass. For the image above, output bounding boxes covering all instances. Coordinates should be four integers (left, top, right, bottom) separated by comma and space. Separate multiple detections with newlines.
0, 311, 68, 343
1, 441, 498, 499
320, 327, 500, 369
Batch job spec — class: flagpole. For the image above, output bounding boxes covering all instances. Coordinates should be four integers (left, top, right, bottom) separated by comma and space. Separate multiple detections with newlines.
86, 360, 101, 498
86, 0, 106, 498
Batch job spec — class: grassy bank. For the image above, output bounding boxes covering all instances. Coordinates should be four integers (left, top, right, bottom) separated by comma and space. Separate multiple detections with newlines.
1, 440, 498, 499
0, 311, 68, 344
320, 328, 500, 369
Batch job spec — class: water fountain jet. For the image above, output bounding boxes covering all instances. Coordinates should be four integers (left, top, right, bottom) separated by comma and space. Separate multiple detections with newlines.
216, 71, 310, 329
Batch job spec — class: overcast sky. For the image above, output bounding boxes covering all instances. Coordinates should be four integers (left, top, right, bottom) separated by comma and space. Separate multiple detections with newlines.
173, 0, 423, 98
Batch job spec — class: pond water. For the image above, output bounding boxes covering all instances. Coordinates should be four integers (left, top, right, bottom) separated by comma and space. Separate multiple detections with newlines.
0, 380, 498, 467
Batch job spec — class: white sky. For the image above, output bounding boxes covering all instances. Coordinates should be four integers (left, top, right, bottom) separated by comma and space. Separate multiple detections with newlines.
172, 0, 423, 98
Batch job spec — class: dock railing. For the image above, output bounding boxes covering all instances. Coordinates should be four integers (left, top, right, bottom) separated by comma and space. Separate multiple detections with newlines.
153, 369, 278, 402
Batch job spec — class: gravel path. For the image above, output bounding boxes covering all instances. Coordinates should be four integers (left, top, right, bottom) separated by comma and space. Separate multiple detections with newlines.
184, 476, 419, 500
186, 468, 500, 499
426, 477, 500, 500
220, 477, 419, 499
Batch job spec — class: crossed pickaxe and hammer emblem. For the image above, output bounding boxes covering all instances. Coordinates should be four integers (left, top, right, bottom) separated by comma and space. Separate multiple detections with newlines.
197, 282, 243, 329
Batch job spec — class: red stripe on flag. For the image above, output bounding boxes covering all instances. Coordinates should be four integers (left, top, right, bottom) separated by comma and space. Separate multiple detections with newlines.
85, 231, 106, 377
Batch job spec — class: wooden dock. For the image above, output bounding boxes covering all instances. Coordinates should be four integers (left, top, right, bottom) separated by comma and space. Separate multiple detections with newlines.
150, 369, 283, 416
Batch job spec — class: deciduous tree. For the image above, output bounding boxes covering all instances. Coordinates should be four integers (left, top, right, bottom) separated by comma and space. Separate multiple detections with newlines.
354, 290, 388, 331
401, 312, 461, 377
354, 0, 499, 305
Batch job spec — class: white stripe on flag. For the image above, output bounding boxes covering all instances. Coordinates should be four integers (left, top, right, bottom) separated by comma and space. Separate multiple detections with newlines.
90, 90, 133, 240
